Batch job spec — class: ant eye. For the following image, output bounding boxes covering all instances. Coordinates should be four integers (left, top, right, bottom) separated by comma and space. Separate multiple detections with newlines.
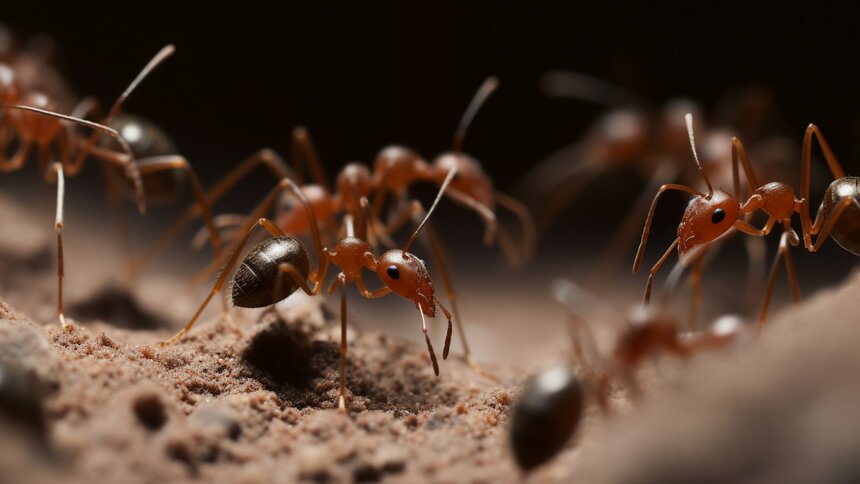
386, 265, 400, 280
711, 208, 726, 224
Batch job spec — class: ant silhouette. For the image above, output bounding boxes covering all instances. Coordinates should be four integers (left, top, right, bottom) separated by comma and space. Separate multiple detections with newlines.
160, 168, 460, 411
633, 113, 855, 329
2, 45, 221, 326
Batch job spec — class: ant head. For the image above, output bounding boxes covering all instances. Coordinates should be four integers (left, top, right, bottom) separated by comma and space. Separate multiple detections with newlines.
376, 249, 435, 317
372, 145, 430, 192
0, 63, 20, 104
431, 152, 493, 202
677, 189, 740, 253
7, 92, 62, 143
336, 162, 372, 213
592, 110, 649, 165
276, 184, 331, 235
377, 166, 459, 317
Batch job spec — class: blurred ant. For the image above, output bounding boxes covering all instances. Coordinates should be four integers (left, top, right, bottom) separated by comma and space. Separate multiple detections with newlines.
372, 76, 536, 268
160, 169, 460, 411
129, 126, 360, 279
510, 256, 750, 472
521, 72, 794, 298
1, 46, 218, 327
633, 113, 856, 329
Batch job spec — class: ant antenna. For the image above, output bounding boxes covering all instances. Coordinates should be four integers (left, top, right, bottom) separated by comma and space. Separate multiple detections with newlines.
6, 104, 125, 141
685, 112, 713, 196
453, 76, 499, 153
104, 45, 176, 122
403, 166, 458, 252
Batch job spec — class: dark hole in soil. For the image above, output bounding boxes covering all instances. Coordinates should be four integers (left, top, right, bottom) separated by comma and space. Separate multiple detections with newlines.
242, 319, 321, 389
132, 393, 167, 431
68, 285, 171, 329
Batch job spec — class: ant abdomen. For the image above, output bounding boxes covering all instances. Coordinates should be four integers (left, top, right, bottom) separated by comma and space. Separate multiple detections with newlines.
231, 236, 310, 308
510, 365, 584, 472
102, 114, 185, 203
822, 176, 860, 256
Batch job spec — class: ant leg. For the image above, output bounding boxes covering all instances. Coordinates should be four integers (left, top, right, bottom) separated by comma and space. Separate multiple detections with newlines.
757, 230, 800, 331
419, 308, 440, 376
643, 237, 680, 304
687, 248, 707, 331
443, 186, 498, 247
353, 276, 393, 299
48, 163, 69, 329
0, 139, 32, 172
159, 217, 285, 347
633, 184, 703, 275
433, 297, 454, 360
77, 141, 146, 214
798, 124, 845, 236
131, 148, 293, 276
134, 156, 222, 255
590, 162, 676, 289
494, 190, 537, 264
730, 138, 761, 199
191, 214, 248, 250
291, 127, 329, 189
335, 273, 348, 411
807, 198, 859, 252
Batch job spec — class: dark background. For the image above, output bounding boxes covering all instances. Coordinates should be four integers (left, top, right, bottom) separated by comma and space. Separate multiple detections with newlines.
5, 2, 860, 186
2, 2, 860, 296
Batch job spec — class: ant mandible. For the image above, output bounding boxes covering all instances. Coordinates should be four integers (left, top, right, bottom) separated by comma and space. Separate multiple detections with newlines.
633, 113, 854, 328
160, 168, 460, 411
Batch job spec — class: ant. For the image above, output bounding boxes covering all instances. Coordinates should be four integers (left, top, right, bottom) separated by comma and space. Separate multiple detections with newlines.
2, 45, 221, 327
510, 256, 750, 472
633, 112, 855, 329
521, 72, 794, 302
372, 76, 536, 268
159, 168, 460, 412
127, 126, 345, 279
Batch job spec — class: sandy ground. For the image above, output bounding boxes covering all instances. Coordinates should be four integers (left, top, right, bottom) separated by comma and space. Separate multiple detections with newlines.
3, 188, 860, 483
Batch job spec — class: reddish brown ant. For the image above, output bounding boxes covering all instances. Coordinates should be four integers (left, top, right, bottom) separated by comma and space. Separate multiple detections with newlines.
1, 45, 222, 327
521, 73, 794, 309
160, 168, 460, 411
372, 77, 536, 268
633, 113, 856, 328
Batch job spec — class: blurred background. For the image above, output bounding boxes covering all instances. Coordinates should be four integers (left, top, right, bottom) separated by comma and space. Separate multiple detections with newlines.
1, 2, 859, 364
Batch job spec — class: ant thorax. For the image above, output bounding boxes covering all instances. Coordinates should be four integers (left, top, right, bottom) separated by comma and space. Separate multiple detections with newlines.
677, 189, 740, 254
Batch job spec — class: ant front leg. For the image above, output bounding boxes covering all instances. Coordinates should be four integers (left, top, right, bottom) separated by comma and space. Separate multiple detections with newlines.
642, 238, 680, 304
324, 272, 350, 412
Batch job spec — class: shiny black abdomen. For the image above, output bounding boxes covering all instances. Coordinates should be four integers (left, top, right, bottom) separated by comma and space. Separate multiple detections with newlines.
101, 114, 185, 204
231, 237, 310, 308
822, 176, 860, 256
